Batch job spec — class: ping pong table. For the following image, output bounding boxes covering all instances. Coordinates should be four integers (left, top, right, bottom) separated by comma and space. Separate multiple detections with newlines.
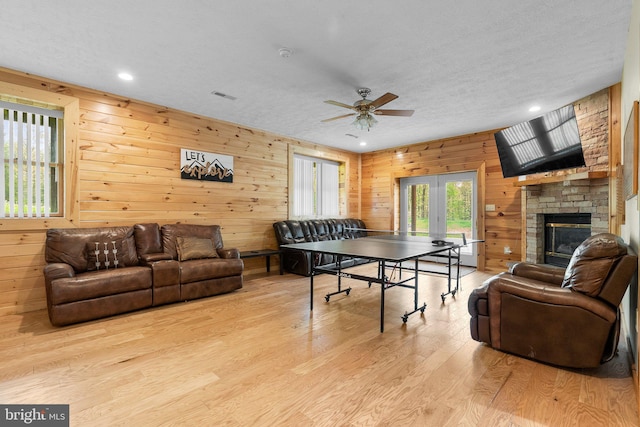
282, 232, 478, 332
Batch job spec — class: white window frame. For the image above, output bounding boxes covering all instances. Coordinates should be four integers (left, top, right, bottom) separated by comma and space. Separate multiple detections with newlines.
292, 153, 340, 219
0, 81, 79, 231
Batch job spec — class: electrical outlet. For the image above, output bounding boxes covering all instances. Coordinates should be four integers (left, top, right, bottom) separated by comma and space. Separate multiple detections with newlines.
504, 246, 512, 255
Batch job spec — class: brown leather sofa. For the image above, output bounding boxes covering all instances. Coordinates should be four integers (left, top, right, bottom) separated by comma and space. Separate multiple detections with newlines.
272, 218, 368, 276
44, 223, 243, 326
468, 233, 637, 368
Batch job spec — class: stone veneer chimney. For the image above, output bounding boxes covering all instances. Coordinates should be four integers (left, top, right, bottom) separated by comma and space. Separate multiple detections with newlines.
523, 177, 609, 264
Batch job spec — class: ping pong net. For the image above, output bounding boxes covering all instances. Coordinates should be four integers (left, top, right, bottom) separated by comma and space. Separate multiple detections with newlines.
343, 228, 468, 247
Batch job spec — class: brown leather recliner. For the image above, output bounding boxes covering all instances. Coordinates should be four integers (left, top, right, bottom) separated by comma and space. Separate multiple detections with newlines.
468, 233, 637, 368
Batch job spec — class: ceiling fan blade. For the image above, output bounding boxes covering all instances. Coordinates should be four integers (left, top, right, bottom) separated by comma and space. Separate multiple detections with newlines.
369, 92, 398, 109
324, 100, 356, 110
373, 109, 415, 117
321, 113, 356, 123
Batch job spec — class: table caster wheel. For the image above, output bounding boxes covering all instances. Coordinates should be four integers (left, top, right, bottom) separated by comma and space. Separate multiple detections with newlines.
325, 295, 330, 302
441, 294, 446, 303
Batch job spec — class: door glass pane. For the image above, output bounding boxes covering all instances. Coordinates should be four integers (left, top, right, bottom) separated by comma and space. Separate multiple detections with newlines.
407, 184, 429, 234
446, 179, 472, 253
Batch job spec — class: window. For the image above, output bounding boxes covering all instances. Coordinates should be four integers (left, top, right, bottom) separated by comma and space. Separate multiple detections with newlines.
0, 80, 78, 230
1, 101, 64, 218
293, 154, 339, 217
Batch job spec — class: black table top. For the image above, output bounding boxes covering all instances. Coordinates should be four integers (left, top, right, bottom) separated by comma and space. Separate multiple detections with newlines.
281, 235, 472, 262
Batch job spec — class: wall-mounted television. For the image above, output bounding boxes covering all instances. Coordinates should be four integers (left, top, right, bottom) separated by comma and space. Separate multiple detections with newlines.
494, 104, 586, 178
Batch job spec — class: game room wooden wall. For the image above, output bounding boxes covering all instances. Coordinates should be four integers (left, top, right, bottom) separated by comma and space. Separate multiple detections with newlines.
0, 64, 613, 316
0, 67, 360, 316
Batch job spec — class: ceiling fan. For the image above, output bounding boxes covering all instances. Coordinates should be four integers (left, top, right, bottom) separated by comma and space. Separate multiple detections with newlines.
322, 88, 414, 131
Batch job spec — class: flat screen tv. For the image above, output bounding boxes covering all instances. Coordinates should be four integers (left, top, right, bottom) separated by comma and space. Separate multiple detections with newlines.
494, 104, 586, 178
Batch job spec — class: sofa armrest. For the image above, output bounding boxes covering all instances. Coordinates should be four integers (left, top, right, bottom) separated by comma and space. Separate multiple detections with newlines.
217, 248, 240, 259
509, 262, 565, 286
44, 263, 75, 281
139, 252, 173, 265
486, 273, 615, 322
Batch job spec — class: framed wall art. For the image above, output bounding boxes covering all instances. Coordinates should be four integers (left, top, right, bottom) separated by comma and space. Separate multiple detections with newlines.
180, 148, 234, 183
623, 100, 638, 200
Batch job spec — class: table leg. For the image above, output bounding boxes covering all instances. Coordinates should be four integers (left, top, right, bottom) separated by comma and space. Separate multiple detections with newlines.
414, 257, 419, 310
380, 260, 386, 333
440, 248, 460, 302
310, 251, 315, 312
401, 257, 427, 325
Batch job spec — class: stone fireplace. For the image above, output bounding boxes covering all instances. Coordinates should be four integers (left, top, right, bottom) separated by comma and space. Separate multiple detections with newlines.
523, 176, 609, 264
543, 213, 591, 267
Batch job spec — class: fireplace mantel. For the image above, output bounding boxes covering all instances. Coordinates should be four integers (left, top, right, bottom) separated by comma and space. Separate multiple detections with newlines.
513, 171, 608, 187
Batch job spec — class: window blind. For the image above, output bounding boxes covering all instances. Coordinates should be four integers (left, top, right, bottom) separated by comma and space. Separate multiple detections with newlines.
293, 154, 339, 218
1, 102, 61, 218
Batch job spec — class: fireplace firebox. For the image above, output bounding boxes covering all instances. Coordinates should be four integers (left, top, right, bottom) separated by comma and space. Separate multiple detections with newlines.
544, 213, 591, 267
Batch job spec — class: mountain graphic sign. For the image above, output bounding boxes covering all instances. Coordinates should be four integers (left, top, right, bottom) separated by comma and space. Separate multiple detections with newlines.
180, 148, 234, 183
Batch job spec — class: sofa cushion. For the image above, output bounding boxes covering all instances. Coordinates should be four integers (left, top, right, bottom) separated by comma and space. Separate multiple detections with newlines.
176, 236, 219, 261
134, 223, 163, 256
562, 233, 628, 296
161, 224, 224, 260
180, 258, 244, 283
49, 266, 152, 305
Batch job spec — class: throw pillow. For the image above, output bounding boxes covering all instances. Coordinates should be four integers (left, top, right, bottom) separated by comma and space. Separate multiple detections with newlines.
86, 240, 127, 271
176, 236, 218, 261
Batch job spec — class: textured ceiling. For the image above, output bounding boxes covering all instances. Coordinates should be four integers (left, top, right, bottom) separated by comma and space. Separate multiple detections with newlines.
0, 0, 631, 152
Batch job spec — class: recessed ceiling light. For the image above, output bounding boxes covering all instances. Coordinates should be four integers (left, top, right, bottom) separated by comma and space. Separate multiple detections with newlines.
359, 141, 367, 146
529, 105, 541, 112
118, 72, 133, 81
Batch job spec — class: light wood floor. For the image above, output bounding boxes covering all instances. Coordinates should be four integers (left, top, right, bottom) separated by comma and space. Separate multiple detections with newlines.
1, 266, 637, 426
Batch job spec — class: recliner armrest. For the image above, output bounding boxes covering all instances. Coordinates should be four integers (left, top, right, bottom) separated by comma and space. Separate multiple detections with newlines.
217, 248, 240, 259
487, 273, 616, 322
44, 263, 75, 280
468, 282, 489, 317
509, 262, 565, 286
139, 252, 173, 265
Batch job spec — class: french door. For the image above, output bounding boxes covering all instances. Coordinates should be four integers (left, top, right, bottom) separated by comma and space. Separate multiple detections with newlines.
400, 171, 478, 266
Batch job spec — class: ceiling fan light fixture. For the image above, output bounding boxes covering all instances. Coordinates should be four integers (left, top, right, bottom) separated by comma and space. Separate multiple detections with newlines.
278, 47, 293, 58
352, 113, 377, 131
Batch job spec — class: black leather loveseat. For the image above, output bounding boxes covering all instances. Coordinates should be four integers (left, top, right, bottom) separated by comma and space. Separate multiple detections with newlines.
272, 218, 369, 276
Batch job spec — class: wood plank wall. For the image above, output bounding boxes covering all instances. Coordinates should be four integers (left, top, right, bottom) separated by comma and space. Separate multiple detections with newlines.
361, 131, 514, 273
0, 68, 360, 316
0, 64, 611, 316
360, 88, 612, 273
